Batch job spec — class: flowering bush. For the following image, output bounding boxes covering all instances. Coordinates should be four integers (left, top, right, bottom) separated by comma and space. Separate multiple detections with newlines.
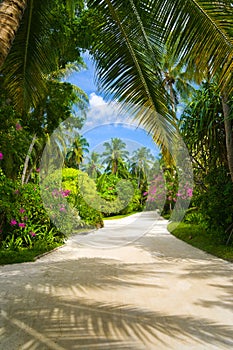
40, 168, 103, 230
0, 170, 63, 250
144, 171, 193, 214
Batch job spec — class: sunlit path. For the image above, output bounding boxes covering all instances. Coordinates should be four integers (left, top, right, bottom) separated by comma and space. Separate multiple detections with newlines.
1, 212, 233, 349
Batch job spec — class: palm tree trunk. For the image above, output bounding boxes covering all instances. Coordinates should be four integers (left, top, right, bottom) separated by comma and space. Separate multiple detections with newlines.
222, 94, 233, 182
21, 133, 37, 185
0, 0, 27, 68
169, 83, 176, 114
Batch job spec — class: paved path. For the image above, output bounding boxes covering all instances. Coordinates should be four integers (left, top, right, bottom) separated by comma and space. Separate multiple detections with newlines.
0, 211, 233, 349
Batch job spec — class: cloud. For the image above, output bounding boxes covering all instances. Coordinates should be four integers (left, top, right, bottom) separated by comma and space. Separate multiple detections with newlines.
83, 93, 137, 132
89, 93, 107, 107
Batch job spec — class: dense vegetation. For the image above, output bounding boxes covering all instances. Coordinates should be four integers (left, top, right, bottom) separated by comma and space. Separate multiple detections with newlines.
0, 1, 233, 263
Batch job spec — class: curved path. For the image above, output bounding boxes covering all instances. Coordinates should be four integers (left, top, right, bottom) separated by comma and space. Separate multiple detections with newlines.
0, 212, 233, 349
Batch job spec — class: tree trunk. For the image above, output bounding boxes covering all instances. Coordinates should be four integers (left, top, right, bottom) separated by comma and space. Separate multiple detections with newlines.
21, 133, 37, 185
222, 94, 233, 182
0, 0, 27, 68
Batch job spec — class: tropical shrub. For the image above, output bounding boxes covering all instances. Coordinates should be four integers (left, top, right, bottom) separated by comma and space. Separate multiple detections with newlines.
40, 168, 103, 229
196, 166, 233, 243
96, 173, 144, 216
0, 169, 63, 250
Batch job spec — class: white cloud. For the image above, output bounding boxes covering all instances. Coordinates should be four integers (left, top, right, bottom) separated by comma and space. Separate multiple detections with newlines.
89, 93, 107, 107
83, 93, 137, 132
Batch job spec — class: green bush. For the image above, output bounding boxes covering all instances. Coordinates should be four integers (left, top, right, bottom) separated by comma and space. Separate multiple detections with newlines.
40, 168, 103, 229
96, 173, 144, 216
197, 166, 233, 243
0, 169, 63, 250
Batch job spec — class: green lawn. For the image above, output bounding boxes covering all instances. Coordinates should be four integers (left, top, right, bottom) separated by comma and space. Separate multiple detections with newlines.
168, 222, 233, 262
103, 211, 139, 220
0, 243, 63, 265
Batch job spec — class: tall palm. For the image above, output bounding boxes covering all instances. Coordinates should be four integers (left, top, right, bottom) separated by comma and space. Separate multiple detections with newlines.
82, 151, 103, 178
1, 0, 233, 164
131, 147, 155, 187
65, 135, 89, 169
102, 138, 129, 175
0, 0, 28, 68
161, 47, 196, 114
180, 82, 229, 172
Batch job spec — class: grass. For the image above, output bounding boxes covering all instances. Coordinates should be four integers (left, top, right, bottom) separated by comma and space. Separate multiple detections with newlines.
103, 211, 139, 220
0, 242, 64, 265
168, 222, 233, 262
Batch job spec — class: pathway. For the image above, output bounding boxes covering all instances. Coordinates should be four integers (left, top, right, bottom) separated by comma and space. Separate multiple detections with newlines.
0, 212, 233, 349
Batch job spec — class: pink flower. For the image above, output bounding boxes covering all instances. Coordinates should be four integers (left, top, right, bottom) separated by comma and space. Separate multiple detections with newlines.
29, 231, 36, 237
16, 123, 22, 130
187, 188, 193, 197
143, 192, 148, 196
0, 152, 3, 160
14, 189, 19, 195
52, 189, 59, 197
36, 168, 40, 172
19, 208, 25, 213
18, 223, 26, 228
59, 207, 66, 212
10, 219, 17, 226
62, 189, 71, 197
24, 216, 28, 221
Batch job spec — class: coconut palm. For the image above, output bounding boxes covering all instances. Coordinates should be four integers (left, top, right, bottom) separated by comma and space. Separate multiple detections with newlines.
130, 147, 155, 187
82, 151, 103, 178
1, 1, 233, 172
65, 135, 89, 169
161, 46, 197, 114
0, 0, 28, 68
102, 138, 129, 175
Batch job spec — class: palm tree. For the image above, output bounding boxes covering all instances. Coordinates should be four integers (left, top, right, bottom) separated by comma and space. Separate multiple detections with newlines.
1, 1, 233, 173
0, 0, 86, 114
180, 82, 229, 172
65, 135, 89, 169
0, 0, 28, 68
82, 151, 103, 178
130, 147, 155, 187
161, 47, 196, 114
102, 138, 129, 175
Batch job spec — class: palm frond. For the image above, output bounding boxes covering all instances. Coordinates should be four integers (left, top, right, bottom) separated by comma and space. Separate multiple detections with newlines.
88, 0, 177, 150
158, 0, 233, 92
88, 0, 233, 152
2, 0, 57, 113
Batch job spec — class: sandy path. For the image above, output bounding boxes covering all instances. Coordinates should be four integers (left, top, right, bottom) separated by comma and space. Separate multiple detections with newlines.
0, 212, 233, 349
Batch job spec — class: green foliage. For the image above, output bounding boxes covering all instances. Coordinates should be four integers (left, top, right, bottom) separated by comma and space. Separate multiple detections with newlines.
41, 168, 103, 229
96, 173, 144, 216
196, 167, 233, 243
168, 222, 233, 262
0, 170, 63, 250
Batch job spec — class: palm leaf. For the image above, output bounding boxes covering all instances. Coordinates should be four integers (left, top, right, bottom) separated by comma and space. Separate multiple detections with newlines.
152, 0, 233, 92
87, 0, 233, 152
88, 0, 177, 151
1, 0, 57, 113
1, 0, 86, 115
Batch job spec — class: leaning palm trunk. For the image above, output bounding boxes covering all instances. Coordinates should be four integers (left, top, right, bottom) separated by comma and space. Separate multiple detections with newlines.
21, 133, 37, 185
0, 0, 28, 68
222, 94, 233, 183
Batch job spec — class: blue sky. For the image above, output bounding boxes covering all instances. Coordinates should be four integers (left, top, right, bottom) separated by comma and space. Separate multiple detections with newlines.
66, 52, 160, 158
